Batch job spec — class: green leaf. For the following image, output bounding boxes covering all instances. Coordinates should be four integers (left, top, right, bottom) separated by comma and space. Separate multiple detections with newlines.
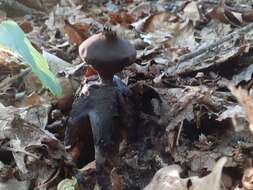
0, 20, 61, 96
57, 177, 78, 190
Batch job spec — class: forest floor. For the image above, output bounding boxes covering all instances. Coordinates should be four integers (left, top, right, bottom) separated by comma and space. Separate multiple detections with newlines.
1, 0, 253, 189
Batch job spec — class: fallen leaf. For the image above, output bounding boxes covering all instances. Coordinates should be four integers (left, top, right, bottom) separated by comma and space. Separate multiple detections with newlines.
226, 82, 253, 133
108, 11, 135, 25
224, 9, 243, 26
109, 12, 123, 24
243, 10, 253, 23
207, 0, 229, 24
19, 21, 33, 33
207, 0, 253, 26
129, 2, 151, 19
233, 64, 253, 85
25, 92, 44, 106
0, 161, 30, 190
111, 168, 124, 190
217, 105, 245, 121
144, 157, 227, 190
84, 66, 98, 77
63, 20, 90, 45
242, 168, 253, 190
183, 1, 201, 24
142, 12, 179, 32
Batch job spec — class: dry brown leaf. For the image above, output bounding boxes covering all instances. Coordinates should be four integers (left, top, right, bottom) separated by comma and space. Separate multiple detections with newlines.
63, 20, 90, 45
142, 12, 180, 32
183, 1, 201, 23
134, 11, 197, 50
23, 73, 42, 94
242, 168, 253, 190
111, 168, 124, 190
0, 51, 24, 75
25, 92, 43, 106
144, 157, 227, 190
226, 82, 253, 132
207, 0, 228, 24
108, 11, 135, 25
207, 0, 253, 26
19, 21, 33, 33
224, 9, 243, 26
243, 10, 253, 23
84, 66, 98, 77
129, 2, 151, 19
207, 0, 243, 26
108, 12, 123, 24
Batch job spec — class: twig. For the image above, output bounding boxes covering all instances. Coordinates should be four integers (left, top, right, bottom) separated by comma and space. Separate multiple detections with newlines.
176, 121, 183, 146
66, 0, 76, 7
200, 0, 219, 4
38, 168, 61, 189
179, 23, 253, 63
1, 146, 39, 159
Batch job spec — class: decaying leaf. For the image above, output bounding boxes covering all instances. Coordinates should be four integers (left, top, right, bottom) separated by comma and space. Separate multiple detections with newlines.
0, 160, 30, 190
242, 168, 253, 190
19, 20, 33, 33
129, 2, 151, 19
226, 81, 253, 132
108, 11, 135, 25
0, 103, 70, 189
243, 10, 253, 23
144, 157, 227, 190
63, 20, 91, 45
24, 92, 45, 106
217, 105, 245, 121
207, 0, 253, 26
111, 168, 124, 190
166, 86, 208, 132
182, 1, 201, 24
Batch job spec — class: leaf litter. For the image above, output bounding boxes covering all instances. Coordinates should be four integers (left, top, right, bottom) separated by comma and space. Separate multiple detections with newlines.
2, 0, 253, 189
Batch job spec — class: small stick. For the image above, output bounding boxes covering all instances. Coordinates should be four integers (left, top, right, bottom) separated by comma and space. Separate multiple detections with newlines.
176, 121, 184, 146
1, 146, 39, 159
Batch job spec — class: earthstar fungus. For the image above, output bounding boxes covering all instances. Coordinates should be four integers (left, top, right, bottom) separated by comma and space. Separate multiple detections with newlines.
65, 27, 136, 189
